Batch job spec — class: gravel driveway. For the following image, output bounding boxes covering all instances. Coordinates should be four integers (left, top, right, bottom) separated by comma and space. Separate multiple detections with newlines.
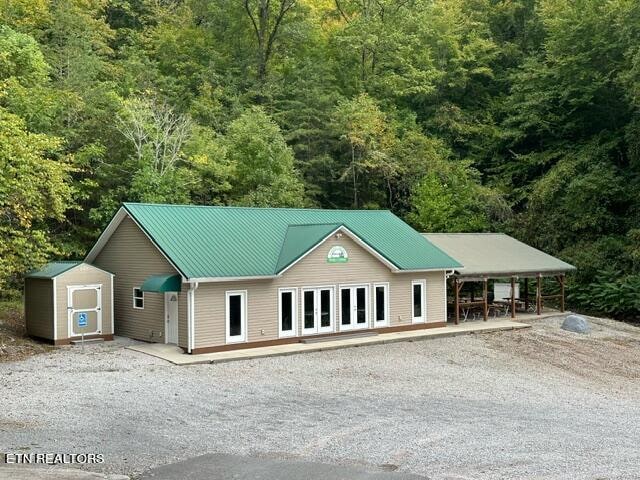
1, 315, 639, 479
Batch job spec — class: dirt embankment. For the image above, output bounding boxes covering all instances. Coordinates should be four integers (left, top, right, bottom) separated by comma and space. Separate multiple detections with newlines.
483, 314, 640, 385
0, 301, 52, 362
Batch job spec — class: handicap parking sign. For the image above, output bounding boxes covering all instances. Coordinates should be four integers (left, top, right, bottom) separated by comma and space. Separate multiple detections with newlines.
77, 312, 88, 328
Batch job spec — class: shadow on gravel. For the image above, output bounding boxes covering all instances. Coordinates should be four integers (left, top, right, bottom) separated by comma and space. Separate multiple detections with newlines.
138, 454, 427, 480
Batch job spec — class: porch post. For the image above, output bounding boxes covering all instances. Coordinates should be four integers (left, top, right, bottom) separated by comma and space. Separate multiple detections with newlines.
536, 274, 542, 315
483, 278, 488, 321
510, 276, 516, 319
524, 278, 529, 312
559, 274, 565, 312
454, 277, 460, 325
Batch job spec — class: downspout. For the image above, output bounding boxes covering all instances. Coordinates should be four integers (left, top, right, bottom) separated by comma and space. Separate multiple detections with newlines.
187, 281, 199, 354
444, 270, 454, 323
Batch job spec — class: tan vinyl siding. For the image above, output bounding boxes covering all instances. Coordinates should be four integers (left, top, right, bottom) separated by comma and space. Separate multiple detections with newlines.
56, 263, 113, 338
178, 287, 188, 349
92, 216, 180, 342
193, 234, 447, 349
24, 279, 54, 340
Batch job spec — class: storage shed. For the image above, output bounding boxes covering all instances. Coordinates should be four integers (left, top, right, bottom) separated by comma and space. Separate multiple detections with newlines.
24, 261, 114, 344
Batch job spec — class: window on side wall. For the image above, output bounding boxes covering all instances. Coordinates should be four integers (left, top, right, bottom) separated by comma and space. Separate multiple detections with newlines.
133, 287, 144, 309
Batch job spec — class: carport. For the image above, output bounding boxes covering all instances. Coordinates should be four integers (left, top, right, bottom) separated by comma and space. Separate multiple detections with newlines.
423, 233, 576, 324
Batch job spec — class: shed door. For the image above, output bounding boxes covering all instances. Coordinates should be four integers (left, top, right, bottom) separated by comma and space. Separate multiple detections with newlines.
68, 285, 102, 337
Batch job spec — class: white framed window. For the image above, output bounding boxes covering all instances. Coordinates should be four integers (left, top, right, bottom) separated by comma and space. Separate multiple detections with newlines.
226, 290, 247, 343
133, 287, 144, 310
411, 280, 426, 323
373, 283, 389, 327
278, 288, 297, 338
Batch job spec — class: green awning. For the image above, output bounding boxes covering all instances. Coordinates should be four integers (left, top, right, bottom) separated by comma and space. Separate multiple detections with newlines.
140, 274, 182, 292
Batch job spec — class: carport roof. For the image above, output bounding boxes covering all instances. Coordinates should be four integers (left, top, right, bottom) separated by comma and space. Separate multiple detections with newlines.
422, 233, 576, 278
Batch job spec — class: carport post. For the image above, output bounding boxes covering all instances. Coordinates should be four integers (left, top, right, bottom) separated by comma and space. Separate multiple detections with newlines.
559, 274, 565, 312
536, 274, 542, 315
510, 277, 516, 319
524, 278, 529, 311
454, 277, 460, 325
482, 278, 488, 321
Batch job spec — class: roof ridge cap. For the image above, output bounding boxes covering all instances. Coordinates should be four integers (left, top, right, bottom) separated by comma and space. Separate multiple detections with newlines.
124, 202, 388, 213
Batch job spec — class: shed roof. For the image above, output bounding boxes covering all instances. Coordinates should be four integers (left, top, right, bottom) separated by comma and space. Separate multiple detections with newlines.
422, 233, 576, 278
87, 203, 462, 280
25, 261, 82, 279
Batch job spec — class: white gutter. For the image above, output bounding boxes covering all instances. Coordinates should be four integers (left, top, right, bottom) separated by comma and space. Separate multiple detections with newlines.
393, 267, 463, 274
189, 275, 276, 283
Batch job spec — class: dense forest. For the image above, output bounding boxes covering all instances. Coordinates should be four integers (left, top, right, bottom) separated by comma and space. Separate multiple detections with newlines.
1, 0, 639, 317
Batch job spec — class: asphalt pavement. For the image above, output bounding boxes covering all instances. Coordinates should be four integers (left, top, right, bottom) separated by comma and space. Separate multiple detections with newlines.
139, 454, 426, 480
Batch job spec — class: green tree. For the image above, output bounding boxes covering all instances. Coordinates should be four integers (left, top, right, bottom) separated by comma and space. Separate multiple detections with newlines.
224, 106, 306, 207
0, 109, 73, 292
0, 25, 48, 85
332, 93, 394, 207
408, 160, 508, 233
243, 0, 298, 83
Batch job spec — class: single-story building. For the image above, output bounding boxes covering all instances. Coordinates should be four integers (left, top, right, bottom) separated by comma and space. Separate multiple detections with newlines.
84, 203, 463, 353
24, 261, 114, 344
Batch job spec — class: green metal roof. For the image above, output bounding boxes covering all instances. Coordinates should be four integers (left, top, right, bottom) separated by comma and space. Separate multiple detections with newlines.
140, 274, 182, 292
26, 261, 82, 279
276, 223, 341, 272
423, 233, 576, 277
122, 203, 462, 279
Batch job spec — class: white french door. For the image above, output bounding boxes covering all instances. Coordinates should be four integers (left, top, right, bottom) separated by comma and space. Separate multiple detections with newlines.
339, 285, 369, 331
301, 287, 334, 335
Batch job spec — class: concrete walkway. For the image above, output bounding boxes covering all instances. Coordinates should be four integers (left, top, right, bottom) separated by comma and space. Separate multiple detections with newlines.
127, 318, 531, 365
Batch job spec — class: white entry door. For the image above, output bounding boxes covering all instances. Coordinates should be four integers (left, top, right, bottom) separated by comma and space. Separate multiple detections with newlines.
301, 287, 334, 335
164, 292, 179, 344
340, 285, 369, 331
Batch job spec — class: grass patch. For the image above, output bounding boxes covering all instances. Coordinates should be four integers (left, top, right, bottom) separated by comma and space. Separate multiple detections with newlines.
0, 299, 53, 362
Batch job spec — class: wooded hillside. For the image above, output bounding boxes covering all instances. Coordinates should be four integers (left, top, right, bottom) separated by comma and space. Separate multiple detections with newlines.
1, 0, 639, 317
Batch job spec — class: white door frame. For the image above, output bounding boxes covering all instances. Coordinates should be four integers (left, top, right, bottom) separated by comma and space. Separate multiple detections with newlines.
412, 279, 427, 323
164, 292, 179, 344
372, 282, 390, 327
67, 284, 102, 337
225, 290, 247, 343
339, 283, 370, 331
278, 287, 298, 338
301, 286, 335, 335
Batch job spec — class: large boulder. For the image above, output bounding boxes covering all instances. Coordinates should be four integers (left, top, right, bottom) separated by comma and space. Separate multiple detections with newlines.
561, 315, 591, 334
